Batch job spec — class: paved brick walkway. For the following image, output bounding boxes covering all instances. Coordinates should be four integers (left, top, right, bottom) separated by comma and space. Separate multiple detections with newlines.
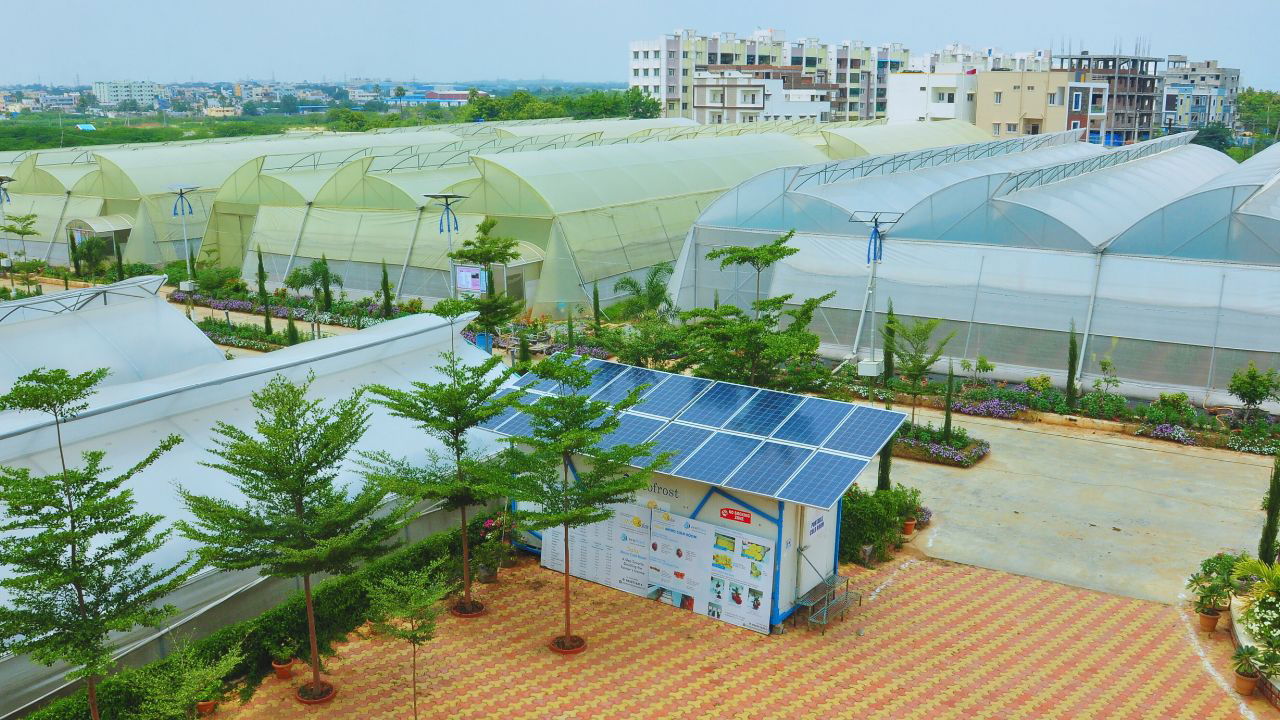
220, 555, 1274, 719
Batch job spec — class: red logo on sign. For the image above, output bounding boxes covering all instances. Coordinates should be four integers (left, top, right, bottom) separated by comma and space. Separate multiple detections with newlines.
720, 508, 752, 524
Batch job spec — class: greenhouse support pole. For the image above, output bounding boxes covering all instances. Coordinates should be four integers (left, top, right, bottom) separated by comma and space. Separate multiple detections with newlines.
850, 259, 875, 360
1202, 272, 1228, 406
41, 191, 73, 263
961, 255, 987, 360
1076, 252, 1104, 382
396, 206, 426, 300
282, 202, 314, 277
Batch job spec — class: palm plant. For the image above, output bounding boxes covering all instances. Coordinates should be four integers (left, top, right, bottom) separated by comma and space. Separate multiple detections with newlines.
1233, 557, 1280, 612
1234, 645, 1264, 678
612, 262, 673, 318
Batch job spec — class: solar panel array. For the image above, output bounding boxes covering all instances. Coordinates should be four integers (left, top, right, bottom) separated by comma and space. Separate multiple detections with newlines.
483, 357, 906, 509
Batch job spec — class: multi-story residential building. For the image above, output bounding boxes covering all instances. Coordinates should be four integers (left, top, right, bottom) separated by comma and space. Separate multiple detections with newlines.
885, 65, 977, 124
1051, 53, 1161, 145
1160, 56, 1240, 131
691, 69, 829, 123
630, 29, 905, 122
91, 80, 161, 108
920, 43, 1052, 73
39, 93, 78, 111
974, 69, 1110, 140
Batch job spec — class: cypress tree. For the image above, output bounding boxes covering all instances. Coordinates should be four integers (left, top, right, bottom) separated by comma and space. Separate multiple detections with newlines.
1066, 319, 1079, 411
112, 238, 124, 282
877, 299, 897, 492
380, 261, 394, 318
319, 255, 333, 311
943, 361, 956, 444
256, 248, 273, 335
68, 232, 82, 277
713, 289, 720, 310
286, 313, 300, 345
1261, 456, 1280, 563
517, 330, 532, 369
565, 309, 576, 351
592, 281, 602, 333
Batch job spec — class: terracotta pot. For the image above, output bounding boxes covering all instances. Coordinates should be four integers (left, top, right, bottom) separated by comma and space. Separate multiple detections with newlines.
195, 700, 216, 716
549, 635, 587, 655
902, 518, 917, 535
295, 681, 337, 705
475, 564, 497, 583
1235, 671, 1259, 696
271, 658, 293, 680
449, 600, 486, 618
1197, 608, 1221, 632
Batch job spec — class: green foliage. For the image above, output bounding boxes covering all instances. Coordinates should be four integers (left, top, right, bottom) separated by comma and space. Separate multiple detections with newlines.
883, 316, 954, 423
1077, 358, 1128, 420
599, 314, 687, 369
681, 292, 835, 392
196, 318, 293, 348
703, 230, 798, 314
0, 368, 198, 719
255, 248, 272, 335
1134, 392, 1202, 428
1025, 374, 1052, 393
591, 281, 602, 331
612, 262, 674, 319
897, 420, 972, 451
1067, 320, 1079, 410
134, 636, 243, 719
1232, 645, 1266, 678
457, 87, 658, 122
285, 315, 300, 346
380, 261, 394, 318
942, 363, 956, 444
0, 212, 40, 253
365, 561, 451, 720
839, 486, 900, 565
195, 265, 245, 294
959, 355, 994, 384
313, 256, 338, 311
1191, 122, 1235, 153
516, 330, 532, 369
1263, 457, 1280, 563
1229, 362, 1280, 422
73, 236, 111, 279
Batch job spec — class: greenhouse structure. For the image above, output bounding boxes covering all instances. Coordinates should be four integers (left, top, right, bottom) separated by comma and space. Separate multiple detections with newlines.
669, 129, 1280, 403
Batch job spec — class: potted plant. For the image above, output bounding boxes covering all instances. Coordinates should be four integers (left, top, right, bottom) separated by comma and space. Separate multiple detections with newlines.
1233, 645, 1264, 696
472, 531, 509, 583
265, 631, 298, 680
1188, 571, 1231, 631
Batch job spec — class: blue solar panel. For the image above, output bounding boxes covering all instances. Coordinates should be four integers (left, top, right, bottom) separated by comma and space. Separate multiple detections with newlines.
577, 359, 627, 397
724, 390, 803, 436
592, 366, 668, 406
598, 413, 664, 451
671, 433, 760, 485
677, 383, 759, 427
478, 388, 533, 431
496, 401, 538, 437
513, 372, 541, 388
777, 452, 869, 508
636, 374, 712, 418
724, 442, 814, 496
772, 397, 855, 444
637, 423, 713, 471
822, 406, 906, 457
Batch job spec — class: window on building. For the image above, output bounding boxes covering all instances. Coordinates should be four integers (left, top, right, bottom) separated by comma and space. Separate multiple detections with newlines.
1006, 123, 1017, 132
994, 91, 1002, 104
668, 69, 674, 76
668, 51, 675, 59
992, 123, 1000, 135
681, 68, 688, 76
668, 101, 677, 110
1070, 120, 1080, 129
1027, 85, 1035, 91
1013, 85, 1020, 90
1072, 91, 1082, 111
682, 51, 688, 59
668, 85, 675, 94
632, 69, 639, 77
643, 51, 650, 59
682, 102, 688, 109
642, 68, 649, 76
806, 57, 817, 68
682, 85, 688, 93
632, 51, 639, 59
966, 92, 974, 102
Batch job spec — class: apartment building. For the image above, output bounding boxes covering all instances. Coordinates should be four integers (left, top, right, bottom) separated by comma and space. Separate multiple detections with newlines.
630, 29, 905, 122
91, 80, 162, 108
885, 66, 977, 124
691, 69, 829, 123
1160, 56, 1240, 130
1052, 53, 1161, 145
974, 70, 1109, 139
921, 43, 1052, 73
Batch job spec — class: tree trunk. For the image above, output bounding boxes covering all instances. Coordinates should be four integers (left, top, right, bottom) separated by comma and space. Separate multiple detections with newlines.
459, 504, 472, 607
302, 573, 322, 691
753, 271, 761, 320
86, 676, 100, 720
563, 520, 572, 644
411, 644, 418, 720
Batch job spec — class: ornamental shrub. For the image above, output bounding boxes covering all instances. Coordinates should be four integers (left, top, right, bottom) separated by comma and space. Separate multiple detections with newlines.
840, 486, 899, 565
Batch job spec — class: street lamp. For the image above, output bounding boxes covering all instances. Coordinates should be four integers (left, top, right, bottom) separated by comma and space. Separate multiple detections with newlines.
423, 193, 468, 299
169, 184, 199, 318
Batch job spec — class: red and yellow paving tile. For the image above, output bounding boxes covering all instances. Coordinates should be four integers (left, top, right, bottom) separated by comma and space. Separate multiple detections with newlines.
220, 555, 1277, 720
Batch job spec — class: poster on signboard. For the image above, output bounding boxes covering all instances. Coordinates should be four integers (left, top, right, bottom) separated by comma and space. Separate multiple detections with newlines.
455, 265, 487, 293
539, 502, 775, 634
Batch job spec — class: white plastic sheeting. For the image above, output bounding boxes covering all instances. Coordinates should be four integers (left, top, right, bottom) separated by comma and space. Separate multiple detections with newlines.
0, 310, 494, 717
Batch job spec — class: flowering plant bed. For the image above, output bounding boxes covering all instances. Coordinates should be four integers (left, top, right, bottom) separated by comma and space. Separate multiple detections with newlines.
1136, 423, 1197, 446
891, 422, 990, 468
170, 291, 402, 329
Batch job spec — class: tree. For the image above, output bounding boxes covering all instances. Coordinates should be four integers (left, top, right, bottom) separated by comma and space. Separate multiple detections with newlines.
311, 256, 339, 311
1229, 361, 1280, 423
0, 368, 197, 720
285, 314, 300, 345
883, 317, 955, 424
600, 314, 687, 369
176, 374, 410, 703
704, 230, 798, 318
393, 86, 407, 99
592, 281, 602, 332
280, 95, 299, 114
877, 301, 897, 491
621, 86, 661, 118
75, 92, 97, 113
362, 352, 521, 616
365, 564, 449, 720
380, 261, 394, 318
565, 307, 576, 349
612, 262, 674, 319
1191, 122, 1235, 153
682, 292, 836, 392
363, 100, 389, 113
1066, 320, 1079, 410
505, 355, 665, 652
73, 237, 111, 281
135, 635, 242, 720
942, 361, 956, 444
449, 217, 523, 337
283, 265, 313, 301
256, 248, 273, 335
1261, 456, 1280, 563
112, 235, 124, 281
0, 212, 39, 256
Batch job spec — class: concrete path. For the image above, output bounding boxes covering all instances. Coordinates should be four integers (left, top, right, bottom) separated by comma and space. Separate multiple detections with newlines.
866, 402, 1273, 605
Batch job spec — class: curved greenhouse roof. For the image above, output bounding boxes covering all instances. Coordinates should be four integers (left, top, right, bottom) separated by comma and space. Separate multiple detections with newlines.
493, 117, 695, 138
820, 119, 992, 157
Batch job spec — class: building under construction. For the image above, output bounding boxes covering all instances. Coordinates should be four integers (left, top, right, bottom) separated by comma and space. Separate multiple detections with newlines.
1053, 52, 1162, 145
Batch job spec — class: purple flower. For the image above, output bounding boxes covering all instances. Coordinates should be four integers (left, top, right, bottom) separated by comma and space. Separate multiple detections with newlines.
1139, 423, 1196, 446
953, 398, 1025, 418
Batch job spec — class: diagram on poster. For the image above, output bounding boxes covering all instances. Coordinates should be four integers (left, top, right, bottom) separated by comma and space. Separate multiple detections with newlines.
538, 501, 775, 634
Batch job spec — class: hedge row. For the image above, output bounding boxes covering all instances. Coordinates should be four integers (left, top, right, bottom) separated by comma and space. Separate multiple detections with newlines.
26, 512, 489, 720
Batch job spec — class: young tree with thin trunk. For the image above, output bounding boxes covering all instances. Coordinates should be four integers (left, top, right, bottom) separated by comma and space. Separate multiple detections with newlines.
365, 563, 450, 720
256, 248, 273, 335
0, 212, 39, 257
883, 316, 955, 424
177, 374, 410, 703
703, 230, 798, 318
0, 368, 198, 720
505, 355, 666, 653
361, 352, 521, 617
450, 218, 523, 342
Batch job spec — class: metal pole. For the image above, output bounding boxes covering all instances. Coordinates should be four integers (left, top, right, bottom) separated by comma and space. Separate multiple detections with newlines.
444, 198, 457, 299
1203, 272, 1228, 407
1076, 252, 1104, 382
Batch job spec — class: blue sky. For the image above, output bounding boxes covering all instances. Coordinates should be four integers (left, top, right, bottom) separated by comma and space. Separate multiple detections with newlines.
7, 0, 1277, 88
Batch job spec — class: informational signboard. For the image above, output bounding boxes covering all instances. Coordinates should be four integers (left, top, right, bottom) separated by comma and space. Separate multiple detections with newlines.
540, 502, 775, 634
455, 265, 487, 293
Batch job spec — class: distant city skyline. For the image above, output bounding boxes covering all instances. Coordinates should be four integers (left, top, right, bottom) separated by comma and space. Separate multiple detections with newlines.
6, 0, 1276, 88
